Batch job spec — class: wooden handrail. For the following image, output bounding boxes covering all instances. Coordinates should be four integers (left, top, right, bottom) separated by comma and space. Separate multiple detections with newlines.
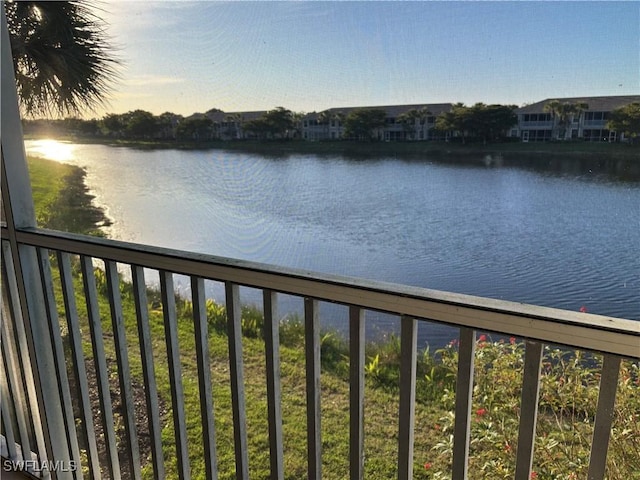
3, 226, 638, 358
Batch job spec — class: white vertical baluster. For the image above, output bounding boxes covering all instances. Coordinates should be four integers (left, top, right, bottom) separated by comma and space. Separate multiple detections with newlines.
81, 256, 120, 479
587, 354, 622, 480
105, 260, 141, 480
452, 328, 475, 480
160, 270, 190, 480
58, 252, 100, 478
225, 282, 249, 480
349, 306, 365, 480
515, 341, 543, 480
305, 297, 322, 480
191, 277, 218, 480
398, 315, 417, 480
264, 289, 284, 480
131, 266, 164, 479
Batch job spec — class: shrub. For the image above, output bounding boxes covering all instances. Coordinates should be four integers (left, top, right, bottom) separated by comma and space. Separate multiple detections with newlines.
427, 337, 640, 479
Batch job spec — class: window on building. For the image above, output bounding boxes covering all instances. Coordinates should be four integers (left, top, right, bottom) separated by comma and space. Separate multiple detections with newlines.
585, 112, 605, 121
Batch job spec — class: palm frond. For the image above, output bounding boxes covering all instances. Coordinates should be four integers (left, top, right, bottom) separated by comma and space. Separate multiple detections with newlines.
5, 0, 119, 117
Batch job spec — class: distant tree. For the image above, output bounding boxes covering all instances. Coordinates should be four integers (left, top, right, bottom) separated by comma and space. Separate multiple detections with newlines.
468, 103, 517, 143
176, 116, 213, 141
5, 1, 118, 117
435, 103, 472, 143
290, 111, 306, 138
263, 107, 294, 138
125, 110, 158, 139
607, 103, 640, 142
242, 117, 271, 139
343, 108, 386, 141
544, 100, 588, 140
244, 107, 294, 139
100, 113, 126, 137
397, 107, 431, 140
156, 112, 182, 140
316, 110, 332, 139
224, 113, 242, 139
435, 103, 517, 143
60, 117, 99, 136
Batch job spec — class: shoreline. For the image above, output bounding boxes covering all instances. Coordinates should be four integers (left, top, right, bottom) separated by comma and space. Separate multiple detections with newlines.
26, 136, 640, 183
27, 155, 111, 236
25, 133, 640, 160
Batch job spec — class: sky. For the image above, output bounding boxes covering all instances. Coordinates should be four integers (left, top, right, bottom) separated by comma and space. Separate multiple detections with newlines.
94, 1, 640, 118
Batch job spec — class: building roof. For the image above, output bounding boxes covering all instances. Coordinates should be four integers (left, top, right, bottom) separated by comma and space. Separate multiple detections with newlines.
205, 110, 268, 122
304, 103, 453, 120
515, 95, 640, 114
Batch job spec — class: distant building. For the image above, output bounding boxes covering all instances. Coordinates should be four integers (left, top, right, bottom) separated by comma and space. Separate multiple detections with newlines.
203, 110, 268, 140
182, 95, 639, 143
513, 96, 640, 142
301, 103, 453, 141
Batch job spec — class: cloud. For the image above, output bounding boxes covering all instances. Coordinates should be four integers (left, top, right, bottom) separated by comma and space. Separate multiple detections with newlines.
124, 75, 185, 87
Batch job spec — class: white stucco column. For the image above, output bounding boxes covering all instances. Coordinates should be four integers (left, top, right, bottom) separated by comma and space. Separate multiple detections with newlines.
1, 8, 74, 479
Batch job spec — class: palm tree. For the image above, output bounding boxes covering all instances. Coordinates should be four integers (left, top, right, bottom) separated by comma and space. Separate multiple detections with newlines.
4, 1, 118, 117
398, 107, 432, 140
317, 110, 331, 139
544, 100, 589, 140
332, 111, 345, 139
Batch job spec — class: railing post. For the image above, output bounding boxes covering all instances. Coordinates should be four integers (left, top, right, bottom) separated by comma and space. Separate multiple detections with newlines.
81, 256, 121, 480
105, 260, 141, 480
1, 8, 73, 478
452, 328, 476, 480
36, 249, 82, 473
349, 306, 365, 480
305, 297, 322, 480
226, 282, 249, 480
515, 341, 543, 480
264, 289, 284, 480
131, 266, 165, 479
58, 252, 101, 478
192, 276, 218, 480
1, 288, 31, 462
397, 315, 417, 480
161, 271, 191, 480
587, 354, 622, 480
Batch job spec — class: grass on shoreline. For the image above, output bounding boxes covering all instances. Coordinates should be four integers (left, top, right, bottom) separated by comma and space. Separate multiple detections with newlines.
27, 155, 110, 236
26, 155, 640, 480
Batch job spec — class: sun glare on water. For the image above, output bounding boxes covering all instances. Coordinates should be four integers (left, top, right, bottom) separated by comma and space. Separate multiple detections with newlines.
27, 139, 76, 162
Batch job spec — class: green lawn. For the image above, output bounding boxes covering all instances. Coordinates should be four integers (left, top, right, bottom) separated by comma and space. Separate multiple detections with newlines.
27, 155, 109, 235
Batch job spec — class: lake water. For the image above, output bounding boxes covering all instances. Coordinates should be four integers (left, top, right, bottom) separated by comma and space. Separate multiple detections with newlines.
25, 140, 640, 347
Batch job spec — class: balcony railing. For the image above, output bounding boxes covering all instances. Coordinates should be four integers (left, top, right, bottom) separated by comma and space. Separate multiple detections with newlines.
583, 120, 607, 127
519, 121, 553, 127
1, 225, 638, 480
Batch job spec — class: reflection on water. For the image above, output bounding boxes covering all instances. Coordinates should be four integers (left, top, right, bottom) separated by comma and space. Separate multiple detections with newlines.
24, 140, 640, 347
25, 139, 76, 162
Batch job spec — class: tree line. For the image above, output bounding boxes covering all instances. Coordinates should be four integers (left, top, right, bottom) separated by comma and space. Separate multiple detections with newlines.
22, 101, 640, 143
22, 103, 518, 143
22, 107, 304, 141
